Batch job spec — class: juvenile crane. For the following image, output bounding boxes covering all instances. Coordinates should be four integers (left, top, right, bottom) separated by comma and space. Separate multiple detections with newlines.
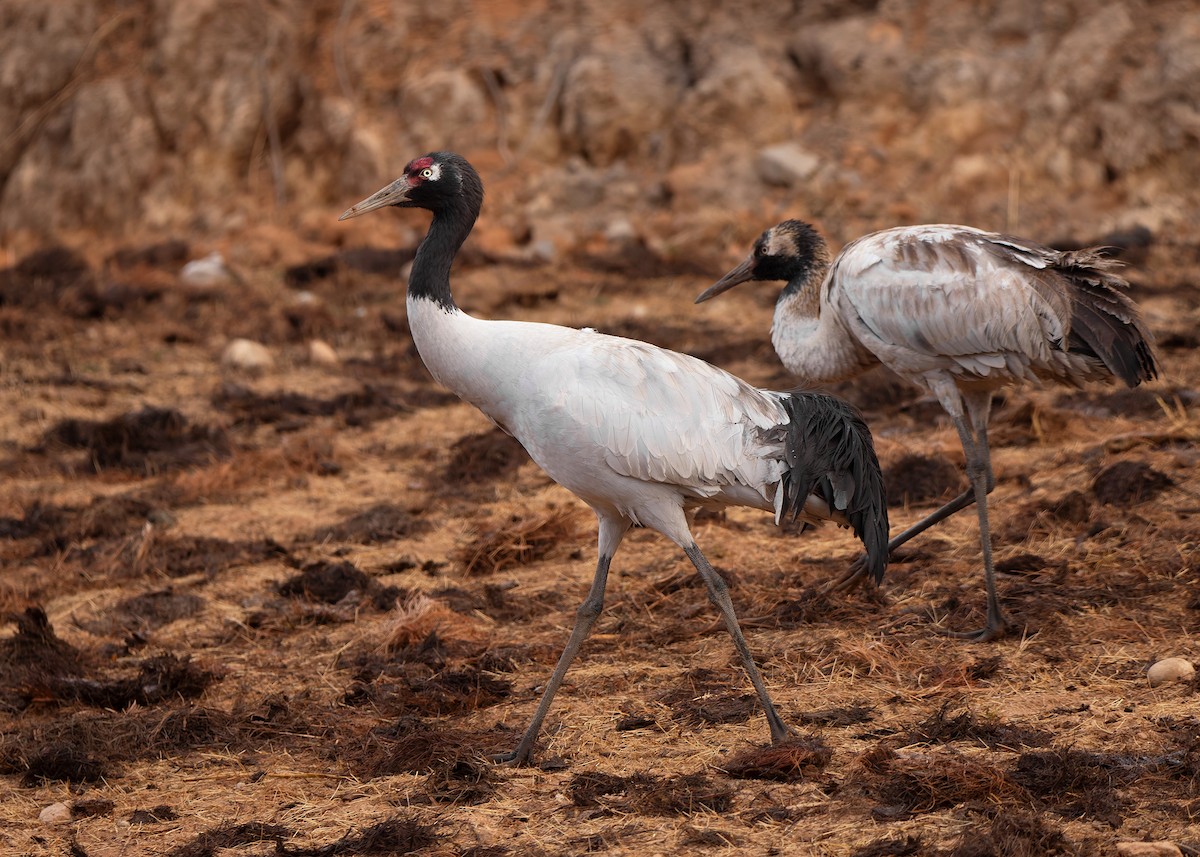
697, 220, 1160, 641
339, 154, 887, 764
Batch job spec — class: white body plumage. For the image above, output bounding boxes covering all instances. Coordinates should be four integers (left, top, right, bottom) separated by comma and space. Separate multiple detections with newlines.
408, 297, 834, 532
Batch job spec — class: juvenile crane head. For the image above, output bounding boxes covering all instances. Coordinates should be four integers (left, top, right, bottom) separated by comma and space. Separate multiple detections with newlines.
696, 220, 829, 303
339, 151, 483, 220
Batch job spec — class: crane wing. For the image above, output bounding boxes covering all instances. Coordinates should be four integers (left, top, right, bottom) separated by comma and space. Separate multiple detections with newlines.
830, 226, 1074, 379
532, 336, 790, 495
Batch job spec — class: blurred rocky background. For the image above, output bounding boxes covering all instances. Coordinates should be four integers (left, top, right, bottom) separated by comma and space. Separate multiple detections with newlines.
1, 0, 1198, 264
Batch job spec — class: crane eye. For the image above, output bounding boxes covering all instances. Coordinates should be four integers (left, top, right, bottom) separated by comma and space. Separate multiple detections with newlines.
421, 168, 434, 179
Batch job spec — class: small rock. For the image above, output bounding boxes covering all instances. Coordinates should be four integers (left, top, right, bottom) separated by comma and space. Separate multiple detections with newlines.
757, 143, 821, 187
39, 802, 72, 825
1116, 842, 1184, 857
604, 217, 638, 246
221, 338, 274, 374
1147, 657, 1195, 687
180, 251, 233, 292
307, 339, 339, 366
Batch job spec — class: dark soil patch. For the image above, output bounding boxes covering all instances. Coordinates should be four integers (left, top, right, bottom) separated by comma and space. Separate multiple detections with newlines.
284, 246, 418, 288
394, 667, 512, 717
284, 815, 438, 857
1055, 385, 1180, 418
687, 335, 779, 369
49, 653, 217, 709
657, 668, 758, 728
1091, 460, 1174, 505
43, 407, 229, 474
568, 771, 735, 815
74, 588, 205, 636
434, 583, 567, 624
20, 745, 108, 786
1009, 748, 1140, 826
0, 246, 105, 317
849, 836, 925, 857
306, 502, 430, 545
991, 400, 1072, 446
454, 508, 580, 575
165, 822, 293, 857
884, 453, 964, 506
351, 715, 510, 777
721, 736, 833, 781
128, 805, 179, 824
65, 532, 289, 583
950, 807, 1076, 857
280, 561, 371, 604
419, 758, 500, 805
798, 705, 875, 727
0, 608, 89, 711
898, 704, 1051, 750
829, 368, 922, 415
212, 382, 409, 429
1, 694, 326, 783
130, 534, 289, 579
108, 240, 190, 271
859, 746, 1022, 816
573, 242, 719, 281
1048, 490, 1092, 524
0, 496, 156, 555
441, 429, 529, 485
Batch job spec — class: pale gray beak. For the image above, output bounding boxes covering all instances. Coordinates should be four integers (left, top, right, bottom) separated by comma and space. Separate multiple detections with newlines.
695, 254, 756, 303
338, 177, 412, 221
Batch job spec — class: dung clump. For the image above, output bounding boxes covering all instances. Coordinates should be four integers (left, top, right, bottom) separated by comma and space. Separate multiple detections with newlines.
1091, 460, 1174, 505
884, 453, 964, 506
44, 407, 229, 473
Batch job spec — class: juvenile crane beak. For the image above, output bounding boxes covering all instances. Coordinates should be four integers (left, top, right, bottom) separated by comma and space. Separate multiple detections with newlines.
338, 177, 412, 221
695, 254, 756, 303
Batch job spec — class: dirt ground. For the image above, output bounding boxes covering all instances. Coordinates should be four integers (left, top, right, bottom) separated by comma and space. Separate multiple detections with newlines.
0, 222, 1198, 856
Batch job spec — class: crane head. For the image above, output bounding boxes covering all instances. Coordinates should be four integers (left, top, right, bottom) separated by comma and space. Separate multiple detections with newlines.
339, 152, 482, 221
696, 220, 827, 303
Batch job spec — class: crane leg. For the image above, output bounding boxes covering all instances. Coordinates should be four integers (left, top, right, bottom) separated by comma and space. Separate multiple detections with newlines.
493, 514, 630, 765
684, 543, 791, 744
941, 390, 1007, 641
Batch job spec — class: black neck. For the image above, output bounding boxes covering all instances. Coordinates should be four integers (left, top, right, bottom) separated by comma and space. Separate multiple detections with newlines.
408, 196, 478, 311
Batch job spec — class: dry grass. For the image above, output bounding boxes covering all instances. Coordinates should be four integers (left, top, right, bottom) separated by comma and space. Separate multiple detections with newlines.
0, 240, 1198, 856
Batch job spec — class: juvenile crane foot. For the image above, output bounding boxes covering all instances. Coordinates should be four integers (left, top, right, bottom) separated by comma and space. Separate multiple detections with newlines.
938, 621, 1008, 643
490, 748, 534, 766
822, 559, 869, 594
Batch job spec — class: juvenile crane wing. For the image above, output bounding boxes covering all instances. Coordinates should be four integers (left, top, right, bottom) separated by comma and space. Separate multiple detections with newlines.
830, 226, 1074, 380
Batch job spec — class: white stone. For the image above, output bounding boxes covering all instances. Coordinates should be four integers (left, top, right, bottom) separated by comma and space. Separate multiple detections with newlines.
1116, 842, 1184, 857
757, 143, 821, 187
221, 338, 274, 373
307, 339, 339, 366
39, 802, 72, 825
1147, 657, 1195, 687
180, 251, 232, 291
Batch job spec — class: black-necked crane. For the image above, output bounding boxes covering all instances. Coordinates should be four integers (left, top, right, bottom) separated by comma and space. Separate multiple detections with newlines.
339, 154, 888, 764
697, 220, 1160, 641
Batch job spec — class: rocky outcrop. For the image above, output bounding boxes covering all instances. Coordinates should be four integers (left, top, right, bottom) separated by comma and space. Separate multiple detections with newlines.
1, 0, 1196, 254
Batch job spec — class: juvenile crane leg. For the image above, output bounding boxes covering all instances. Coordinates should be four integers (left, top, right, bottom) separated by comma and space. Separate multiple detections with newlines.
939, 390, 1007, 641
684, 543, 791, 744
494, 516, 630, 765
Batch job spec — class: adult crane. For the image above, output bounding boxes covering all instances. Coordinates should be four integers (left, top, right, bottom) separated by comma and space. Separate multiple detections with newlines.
697, 220, 1160, 641
339, 154, 888, 764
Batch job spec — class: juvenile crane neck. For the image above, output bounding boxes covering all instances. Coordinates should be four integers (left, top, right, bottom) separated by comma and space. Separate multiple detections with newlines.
777, 243, 831, 322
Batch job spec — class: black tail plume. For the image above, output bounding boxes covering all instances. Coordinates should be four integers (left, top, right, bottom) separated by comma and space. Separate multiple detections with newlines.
1057, 249, 1160, 387
777, 391, 889, 584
